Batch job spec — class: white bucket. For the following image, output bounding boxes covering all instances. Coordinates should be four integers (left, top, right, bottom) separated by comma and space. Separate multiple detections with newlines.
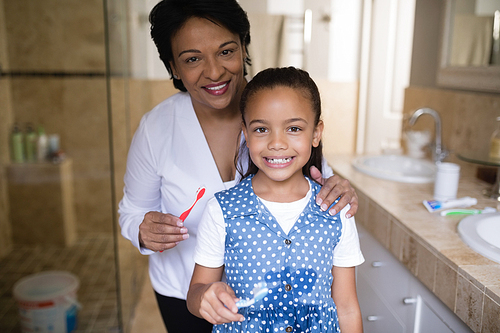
13, 271, 80, 333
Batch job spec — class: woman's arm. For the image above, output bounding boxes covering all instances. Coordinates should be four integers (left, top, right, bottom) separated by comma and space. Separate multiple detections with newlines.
187, 264, 245, 324
118, 115, 188, 253
331, 266, 363, 333
310, 166, 359, 218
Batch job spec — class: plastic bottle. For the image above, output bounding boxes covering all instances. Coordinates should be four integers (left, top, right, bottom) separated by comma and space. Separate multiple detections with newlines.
489, 116, 500, 160
11, 123, 25, 163
24, 123, 37, 162
37, 126, 49, 162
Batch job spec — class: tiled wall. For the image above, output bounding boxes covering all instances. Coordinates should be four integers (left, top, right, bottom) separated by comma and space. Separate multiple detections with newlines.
1, 0, 110, 237
0, 0, 13, 258
402, 86, 500, 156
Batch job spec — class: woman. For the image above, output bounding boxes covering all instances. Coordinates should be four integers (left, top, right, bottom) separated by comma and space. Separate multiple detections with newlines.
118, 1, 358, 332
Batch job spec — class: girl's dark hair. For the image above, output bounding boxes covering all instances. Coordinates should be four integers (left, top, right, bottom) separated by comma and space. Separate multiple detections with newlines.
237, 67, 323, 181
149, 0, 251, 92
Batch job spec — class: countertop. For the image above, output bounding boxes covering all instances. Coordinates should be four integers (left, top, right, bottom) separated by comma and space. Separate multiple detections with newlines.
325, 154, 500, 333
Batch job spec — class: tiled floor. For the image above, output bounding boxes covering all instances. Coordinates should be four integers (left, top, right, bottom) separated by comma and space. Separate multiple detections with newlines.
0, 233, 120, 333
130, 276, 166, 333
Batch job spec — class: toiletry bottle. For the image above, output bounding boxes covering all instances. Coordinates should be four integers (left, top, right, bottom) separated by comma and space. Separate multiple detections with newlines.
37, 126, 49, 162
11, 123, 25, 163
24, 123, 37, 162
489, 116, 500, 160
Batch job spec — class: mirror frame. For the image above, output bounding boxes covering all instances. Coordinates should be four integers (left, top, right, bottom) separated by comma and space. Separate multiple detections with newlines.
437, 0, 500, 93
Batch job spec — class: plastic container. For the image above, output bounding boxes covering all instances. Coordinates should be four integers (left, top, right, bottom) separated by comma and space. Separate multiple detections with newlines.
11, 123, 25, 163
489, 116, 500, 160
13, 271, 80, 333
25, 123, 37, 162
433, 162, 460, 200
37, 126, 49, 162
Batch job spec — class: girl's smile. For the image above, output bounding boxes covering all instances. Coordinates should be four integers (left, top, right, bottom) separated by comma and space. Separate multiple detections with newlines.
263, 156, 295, 168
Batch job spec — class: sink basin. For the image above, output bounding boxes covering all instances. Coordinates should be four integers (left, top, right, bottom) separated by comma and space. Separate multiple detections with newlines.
352, 155, 436, 183
458, 213, 500, 264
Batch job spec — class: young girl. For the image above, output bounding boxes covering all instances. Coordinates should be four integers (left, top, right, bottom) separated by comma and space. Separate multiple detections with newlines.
187, 67, 364, 333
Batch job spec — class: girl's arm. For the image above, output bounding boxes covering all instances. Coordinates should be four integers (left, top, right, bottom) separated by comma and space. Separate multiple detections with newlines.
187, 264, 245, 324
331, 266, 363, 333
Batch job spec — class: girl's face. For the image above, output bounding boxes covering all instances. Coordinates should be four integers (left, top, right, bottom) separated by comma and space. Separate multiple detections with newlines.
169, 17, 247, 114
242, 86, 323, 185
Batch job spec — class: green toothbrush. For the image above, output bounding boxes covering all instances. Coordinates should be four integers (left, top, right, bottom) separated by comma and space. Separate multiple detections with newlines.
440, 207, 496, 216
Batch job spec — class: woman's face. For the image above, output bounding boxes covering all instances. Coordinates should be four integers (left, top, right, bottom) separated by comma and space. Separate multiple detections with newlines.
169, 17, 247, 114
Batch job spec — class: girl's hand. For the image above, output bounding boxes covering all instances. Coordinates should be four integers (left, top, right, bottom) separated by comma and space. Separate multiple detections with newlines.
310, 166, 359, 218
197, 282, 245, 325
138, 211, 189, 252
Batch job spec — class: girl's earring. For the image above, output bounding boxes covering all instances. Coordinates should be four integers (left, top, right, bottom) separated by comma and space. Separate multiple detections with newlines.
173, 74, 179, 79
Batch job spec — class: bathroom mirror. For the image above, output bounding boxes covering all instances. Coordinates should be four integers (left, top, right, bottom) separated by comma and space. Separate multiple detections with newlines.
437, 0, 500, 93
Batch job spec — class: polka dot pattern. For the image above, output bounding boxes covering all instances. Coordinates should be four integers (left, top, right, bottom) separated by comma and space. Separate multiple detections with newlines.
213, 175, 342, 333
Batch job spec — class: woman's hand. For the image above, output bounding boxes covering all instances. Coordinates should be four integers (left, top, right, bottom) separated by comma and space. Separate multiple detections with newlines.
138, 211, 189, 252
310, 166, 358, 218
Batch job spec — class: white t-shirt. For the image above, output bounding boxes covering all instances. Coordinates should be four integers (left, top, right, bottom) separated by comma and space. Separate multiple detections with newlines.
194, 184, 365, 269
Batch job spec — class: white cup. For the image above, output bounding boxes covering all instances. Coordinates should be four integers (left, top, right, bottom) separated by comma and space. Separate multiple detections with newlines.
433, 162, 460, 200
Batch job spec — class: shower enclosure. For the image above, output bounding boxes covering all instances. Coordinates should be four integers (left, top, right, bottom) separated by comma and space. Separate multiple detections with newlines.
0, 0, 164, 332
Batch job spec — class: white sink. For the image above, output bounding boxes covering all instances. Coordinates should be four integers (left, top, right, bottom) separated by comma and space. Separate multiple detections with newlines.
352, 155, 436, 183
458, 213, 500, 264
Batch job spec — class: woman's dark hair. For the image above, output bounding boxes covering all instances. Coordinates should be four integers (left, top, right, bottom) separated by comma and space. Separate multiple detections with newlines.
237, 67, 323, 181
149, 0, 251, 92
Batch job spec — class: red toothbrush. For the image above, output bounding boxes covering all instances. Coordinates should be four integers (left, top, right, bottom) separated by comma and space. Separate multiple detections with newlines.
179, 187, 206, 221
160, 187, 206, 252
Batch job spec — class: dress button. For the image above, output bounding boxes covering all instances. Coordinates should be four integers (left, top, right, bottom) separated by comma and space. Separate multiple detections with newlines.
285, 326, 293, 332
285, 239, 291, 245
285, 284, 292, 291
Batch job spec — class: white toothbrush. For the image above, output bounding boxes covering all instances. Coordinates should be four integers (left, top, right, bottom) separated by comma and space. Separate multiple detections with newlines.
236, 282, 268, 308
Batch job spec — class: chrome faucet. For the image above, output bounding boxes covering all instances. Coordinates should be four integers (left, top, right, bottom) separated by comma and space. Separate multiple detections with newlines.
408, 108, 448, 163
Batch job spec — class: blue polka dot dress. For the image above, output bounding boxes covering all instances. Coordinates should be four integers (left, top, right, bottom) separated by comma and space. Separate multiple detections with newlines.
214, 175, 342, 333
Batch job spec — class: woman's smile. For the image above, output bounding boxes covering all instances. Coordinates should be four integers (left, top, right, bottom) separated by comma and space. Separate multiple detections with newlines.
203, 81, 230, 95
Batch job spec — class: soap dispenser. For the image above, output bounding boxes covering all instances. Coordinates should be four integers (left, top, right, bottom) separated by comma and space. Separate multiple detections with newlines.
490, 116, 500, 160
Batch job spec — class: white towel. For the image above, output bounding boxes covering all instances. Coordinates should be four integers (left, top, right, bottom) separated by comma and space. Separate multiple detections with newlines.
450, 14, 493, 67
247, 13, 289, 77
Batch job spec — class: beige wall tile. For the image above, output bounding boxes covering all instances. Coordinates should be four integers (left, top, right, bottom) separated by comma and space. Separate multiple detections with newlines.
366, 201, 391, 247
0, 0, 9, 71
389, 221, 405, 260
0, 76, 13, 257
435, 260, 457, 311
402, 236, 418, 275
354, 189, 369, 228
487, 285, 500, 306
456, 274, 484, 332
403, 87, 500, 156
4, 0, 106, 72
416, 242, 436, 291
482, 295, 500, 333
